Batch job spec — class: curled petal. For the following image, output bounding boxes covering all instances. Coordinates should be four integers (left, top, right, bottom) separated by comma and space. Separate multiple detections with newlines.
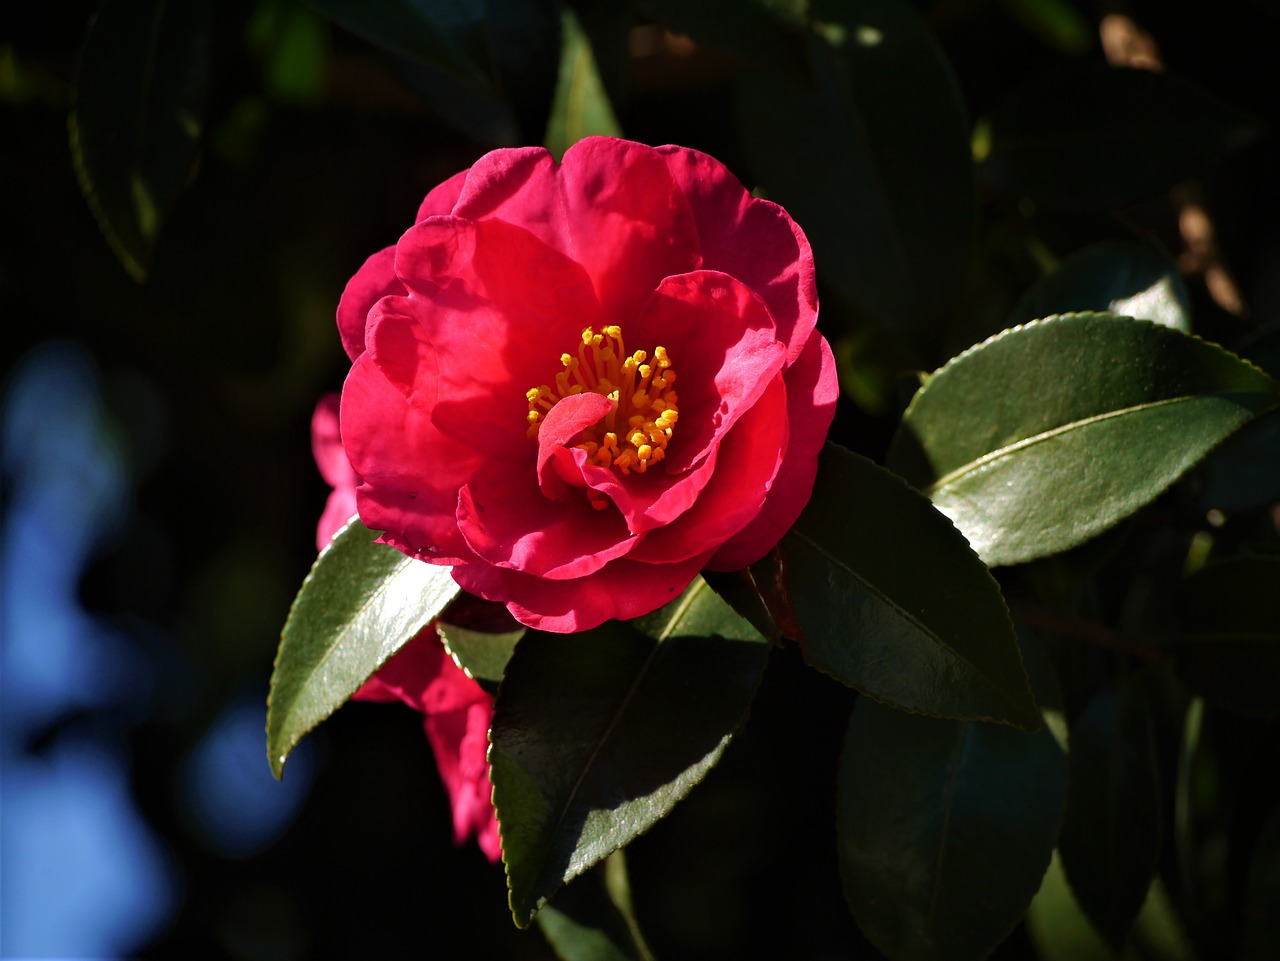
709, 332, 838, 570
336, 246, 401, 363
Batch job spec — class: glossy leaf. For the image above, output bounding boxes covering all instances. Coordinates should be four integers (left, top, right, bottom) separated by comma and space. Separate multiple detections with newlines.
887, 312, 1280, 566
1010, 240, 1192, 332
70, 0, 212, 281
536, 852, 653, 961
266, 518, 460, 778
978, 66, 1261, 211
1173, 556, 1280, 719
437, 622, 524, 683
545, 7, 622, 161
783, 444, 1039, 729
1058, 683, 1162, 948
838, 698, 1067, 961
735, 0, 975, 348
490, 577, 768, 925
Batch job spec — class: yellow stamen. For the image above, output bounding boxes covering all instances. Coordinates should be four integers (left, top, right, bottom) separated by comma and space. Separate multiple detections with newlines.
525, 325, 680, 506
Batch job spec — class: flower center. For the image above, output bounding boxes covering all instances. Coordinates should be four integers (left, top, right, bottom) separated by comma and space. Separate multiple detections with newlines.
526, 325, 679, 496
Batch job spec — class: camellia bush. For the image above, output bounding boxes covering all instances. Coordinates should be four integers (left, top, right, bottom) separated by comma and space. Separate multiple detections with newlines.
62, 0, 1278, 957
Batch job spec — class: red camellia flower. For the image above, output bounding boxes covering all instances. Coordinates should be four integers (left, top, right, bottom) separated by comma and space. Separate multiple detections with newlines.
339, 137, 837, 631
312, 396, 501, 862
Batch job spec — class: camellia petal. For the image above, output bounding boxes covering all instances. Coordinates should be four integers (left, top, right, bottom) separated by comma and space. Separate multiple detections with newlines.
336, 245, 400, 363
709, 333, 838, 570
335, 137, 837, 630
657, 144, 818, 362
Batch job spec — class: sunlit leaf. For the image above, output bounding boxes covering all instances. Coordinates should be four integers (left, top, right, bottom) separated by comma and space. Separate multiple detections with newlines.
1010, 240, 1192, 332
545, 7, 622, 161
1058, 682, 1162, 948
266, 518, 460, 778
783, 444, 1040, 729
536, 852, 652, 961
839, 697, 1066, 961
437, 622, 524, 683
887, 312, 1280, 566
70, 0, 212, 281
735, 0, 974, 349
491, 577, 768, 925
978, 66, 1262, 210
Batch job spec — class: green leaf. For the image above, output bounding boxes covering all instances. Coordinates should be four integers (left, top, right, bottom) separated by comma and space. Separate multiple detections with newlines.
1173, 556, 1280, 719
886, 312, 1280, 567
307, 0, 490, 86
640, 0, 809, 79
998, 0, 1092, 55
1241, 808, 1280, 961
735, 0, 975, 349
266, 518, 460, 778
490, 577, 769, 925
838, 698, 1067, 961
544, 7, 622, 161
1194, 409, 1280, 513
536, 851, 654, 961
978, 65, 1262, 211
70, 0, 212, 281
1058, 682, 1162, 948
437, 622, 524, 683
783, 444, 1039, 729
1010, 240, 1192, 333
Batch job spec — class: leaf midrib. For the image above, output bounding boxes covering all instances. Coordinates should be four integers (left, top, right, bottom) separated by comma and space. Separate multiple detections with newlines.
531, 579, 707, 908
925, 393, 1229, 495
789, 525, 1021, 717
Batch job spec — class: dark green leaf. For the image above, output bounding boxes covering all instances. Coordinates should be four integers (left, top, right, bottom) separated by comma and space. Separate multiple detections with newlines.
70, 0, 212, 281
1194, 409, 1280, 512
838, 698, 1067, 961
545, 7, 622, 161
783, 444, 1039, 729
490, 577, 768, 925
437, 622, 524, 683
1058, 683, 1162, 948
640, 0, 808, 79
536, 852, 653, 961
735, 0, 975, 349
307, 0, 490, 85
999, 0, 1092, 55
886, 312, 1280, 566
266, 518, 460, 778
978, 66, 1262, 211
1173, 556, 1280, 718
1010, 241, 1192, 333
1241, 808, 1280, 961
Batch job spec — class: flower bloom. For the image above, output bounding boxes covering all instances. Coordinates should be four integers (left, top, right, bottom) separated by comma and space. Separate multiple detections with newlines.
339, 137, 837, 632
312, 396, 501, 862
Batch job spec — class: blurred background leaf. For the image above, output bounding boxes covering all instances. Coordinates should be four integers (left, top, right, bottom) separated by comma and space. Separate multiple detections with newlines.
71, 0, 213, 281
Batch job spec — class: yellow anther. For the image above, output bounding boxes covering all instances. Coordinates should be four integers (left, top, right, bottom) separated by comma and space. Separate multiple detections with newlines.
524, 325, 680, 492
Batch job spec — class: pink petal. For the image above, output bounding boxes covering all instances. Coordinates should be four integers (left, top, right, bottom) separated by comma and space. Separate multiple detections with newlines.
342, 336, 482, 565
311, 394, 359, 549
416, 168, 468, 221
456, 453, 638, 580
452, 138, 702, 324
452, 551, 712, 632
395, 216, 604, 450
336, 246, 402, 363
657, 144, 818, 362
633, 271, 787, 474
709, 332, 838, 570
629, 374, 788, 564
